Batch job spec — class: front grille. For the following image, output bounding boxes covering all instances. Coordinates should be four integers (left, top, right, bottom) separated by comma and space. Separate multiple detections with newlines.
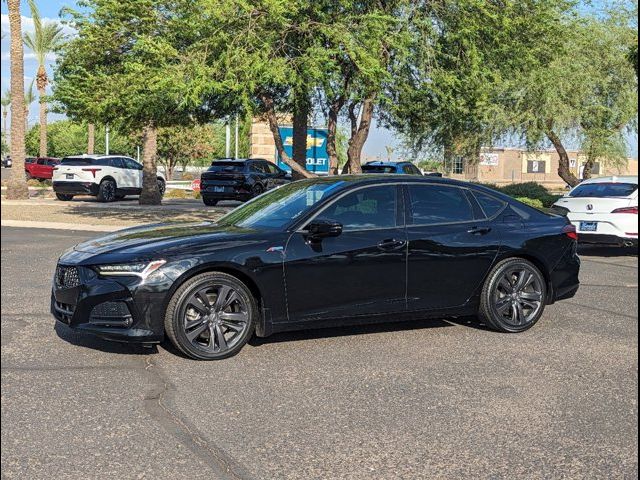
89, 301, 132, 328
55, 265, 80, 289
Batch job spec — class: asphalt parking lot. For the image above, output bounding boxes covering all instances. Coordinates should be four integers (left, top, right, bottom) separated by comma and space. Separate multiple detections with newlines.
1, 226, 638, 479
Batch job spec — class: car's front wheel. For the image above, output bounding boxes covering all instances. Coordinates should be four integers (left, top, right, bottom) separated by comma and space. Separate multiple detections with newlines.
157, 178, 166, 198
478, 258, 547, 333
97, 179, 117, 202
164, 272, 257, 360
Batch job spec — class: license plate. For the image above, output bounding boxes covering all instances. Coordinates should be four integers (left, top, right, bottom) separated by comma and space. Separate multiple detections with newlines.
66, 173, 74, 180
580, 221, 598, 232
213, 186, 225, 193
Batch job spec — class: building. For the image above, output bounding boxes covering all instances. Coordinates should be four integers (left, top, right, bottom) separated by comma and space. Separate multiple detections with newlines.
450, 148, 638, 188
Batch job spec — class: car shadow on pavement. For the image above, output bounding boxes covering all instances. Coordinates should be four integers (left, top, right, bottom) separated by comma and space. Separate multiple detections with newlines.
578, 245, 638, 258
248, 316, 464, 347
54, 322, 158, 356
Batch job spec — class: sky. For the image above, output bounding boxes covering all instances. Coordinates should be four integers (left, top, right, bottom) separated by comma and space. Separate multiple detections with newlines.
1, 1, 637, 160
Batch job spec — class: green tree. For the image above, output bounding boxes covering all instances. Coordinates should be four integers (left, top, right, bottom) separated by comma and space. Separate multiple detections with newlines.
25, 120, 136, 158
54, 0, 205, 204
23, 0, 66, 157
157, 124, 220, 180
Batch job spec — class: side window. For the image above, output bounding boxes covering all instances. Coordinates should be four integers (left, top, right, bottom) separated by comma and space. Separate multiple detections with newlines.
319, 185, 398, 231
402, 165, 413, 174
265, 162, 280, 174
111, 157, 125, 169
407, 185, 474, 225
46, 159, 58, 166
124, 158, 143, 170
472, 191, 507, 218
95, 158, 114, 167
248, 162, 262, 173
37, 159, 46, 165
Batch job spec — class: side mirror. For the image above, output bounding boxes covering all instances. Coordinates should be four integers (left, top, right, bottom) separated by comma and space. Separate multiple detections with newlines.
306, 219, 343, 240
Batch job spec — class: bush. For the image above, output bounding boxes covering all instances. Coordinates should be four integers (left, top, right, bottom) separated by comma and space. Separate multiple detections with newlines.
164, 188, 192, 199
515, 197, 545, 210
180, 172, 196, 181
481, 182, 561, 208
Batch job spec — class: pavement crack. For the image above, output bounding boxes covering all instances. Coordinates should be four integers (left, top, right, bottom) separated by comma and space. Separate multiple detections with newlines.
142, 356, 253, 480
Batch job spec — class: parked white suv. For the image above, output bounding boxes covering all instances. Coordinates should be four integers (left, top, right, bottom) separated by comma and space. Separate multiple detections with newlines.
52, 155, 166, 202
553, 176, 638, 247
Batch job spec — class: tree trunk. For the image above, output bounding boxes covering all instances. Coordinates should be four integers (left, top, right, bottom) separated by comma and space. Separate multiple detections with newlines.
87, 123, 95, 154
7, 0, 28, 199
326, 96, 344, 176
346, 94, 376, 174
38, 88, 47, 157
258, 92, 315, 179
139, 123, 161, 205
546, 128, 580, 187
292, 92, 309, 181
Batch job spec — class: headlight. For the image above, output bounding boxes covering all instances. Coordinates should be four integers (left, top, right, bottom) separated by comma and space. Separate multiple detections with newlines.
94, 260, 166, 279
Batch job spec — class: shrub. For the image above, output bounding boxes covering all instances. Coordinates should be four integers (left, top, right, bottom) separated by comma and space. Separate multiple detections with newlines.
164, 188, 192, 199
480, 182, 561, 208
515, 197, 545, 210
180, 172, 196, 181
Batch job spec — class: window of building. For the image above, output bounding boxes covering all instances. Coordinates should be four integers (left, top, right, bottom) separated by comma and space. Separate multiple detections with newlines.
582, 162, 601, 175
453, 156, 465, 174
527, 160, 546, 173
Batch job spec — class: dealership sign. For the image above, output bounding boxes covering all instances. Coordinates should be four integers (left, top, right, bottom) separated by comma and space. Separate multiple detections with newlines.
480, 153, 499, 166
277, 127, 329, 174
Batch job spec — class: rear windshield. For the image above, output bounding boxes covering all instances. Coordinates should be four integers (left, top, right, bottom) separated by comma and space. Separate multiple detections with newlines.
362, 165, 397, 174
208, 162, 245, 173
60, 157, 113, 166
569, 182, 638, 198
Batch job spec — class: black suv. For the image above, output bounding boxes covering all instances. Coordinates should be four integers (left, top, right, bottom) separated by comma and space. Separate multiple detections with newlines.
200, 159, 290, 206
361, 161, 423, 175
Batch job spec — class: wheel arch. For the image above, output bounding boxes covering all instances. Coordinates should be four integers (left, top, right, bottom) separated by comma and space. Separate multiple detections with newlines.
100, 174, 117, 186
163, 262, 268, 335
493, 251, 554, 302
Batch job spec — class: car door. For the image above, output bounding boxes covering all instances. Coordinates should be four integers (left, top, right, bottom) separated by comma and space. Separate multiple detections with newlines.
34, 158, 47, 178
284, 184, 407, 322
404, 183, 503, 311
122, 157, 143, 190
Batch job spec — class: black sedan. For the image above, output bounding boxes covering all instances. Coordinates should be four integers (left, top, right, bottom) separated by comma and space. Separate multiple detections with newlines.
52, 176, 580, 360
200, 158, 290, 206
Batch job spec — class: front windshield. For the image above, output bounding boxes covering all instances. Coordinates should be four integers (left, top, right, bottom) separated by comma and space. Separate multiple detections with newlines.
217, 179, 346, 230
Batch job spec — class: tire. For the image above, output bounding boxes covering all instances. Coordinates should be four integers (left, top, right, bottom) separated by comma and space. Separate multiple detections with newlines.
56, 193, 74, 201
202, 197, 218, 207
25, 171, 33, 180
478, 258, 547, 333
157, 178, 166, 198
251, 183, 264, 198
96, 179, 117, 202
164, 272, 257, 360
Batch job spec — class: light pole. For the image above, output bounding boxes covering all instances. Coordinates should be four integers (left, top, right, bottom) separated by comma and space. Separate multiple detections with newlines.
234, 116, 239, 159
105, 125, 110, 155
225, 120, 231, 158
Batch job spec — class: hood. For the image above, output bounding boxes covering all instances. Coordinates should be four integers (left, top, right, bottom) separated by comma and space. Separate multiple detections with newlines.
72, 221, 259, 257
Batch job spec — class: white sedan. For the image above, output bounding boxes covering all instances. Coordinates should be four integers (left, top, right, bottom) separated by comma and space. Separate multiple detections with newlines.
553, 176, 638, 247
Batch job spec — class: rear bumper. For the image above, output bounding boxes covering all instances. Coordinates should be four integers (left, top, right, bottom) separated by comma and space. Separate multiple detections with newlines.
53, 181, 99, 196
549, 243, 581, 304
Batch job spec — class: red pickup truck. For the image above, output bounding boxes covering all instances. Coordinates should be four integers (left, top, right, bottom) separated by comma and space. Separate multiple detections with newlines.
25, 157, 60, 180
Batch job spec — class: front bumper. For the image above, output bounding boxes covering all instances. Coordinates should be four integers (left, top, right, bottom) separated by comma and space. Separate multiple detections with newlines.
53, 181, 99, 196
51, 264, 167, 344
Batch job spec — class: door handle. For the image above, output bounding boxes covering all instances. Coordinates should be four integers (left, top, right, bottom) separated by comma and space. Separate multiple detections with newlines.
377, 238, 407, 250
467, 226, 492, 235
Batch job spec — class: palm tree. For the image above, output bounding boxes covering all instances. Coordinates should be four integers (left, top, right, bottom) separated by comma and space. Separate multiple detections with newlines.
1, 90, 10, 146
23, 0, 65, 157
7, 0, 28, 199
24, 80, 36, 133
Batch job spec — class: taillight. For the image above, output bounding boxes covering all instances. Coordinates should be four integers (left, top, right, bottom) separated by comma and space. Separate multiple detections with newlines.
611, 206, 638, 214
82, 168, 102, 178
562, 224, 578, 241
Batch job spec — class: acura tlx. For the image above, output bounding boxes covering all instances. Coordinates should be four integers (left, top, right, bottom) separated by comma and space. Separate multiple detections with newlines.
52, 176, 580, 360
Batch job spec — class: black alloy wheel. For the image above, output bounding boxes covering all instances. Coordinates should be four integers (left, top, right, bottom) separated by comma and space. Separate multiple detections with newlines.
56, 193, 74, 201
478, 258, 547, 332
202, 197, 218, 206
97, 179, 117, 202
165, 272, 256, 360
157, 178, 166, 197
251, 183, 264, 198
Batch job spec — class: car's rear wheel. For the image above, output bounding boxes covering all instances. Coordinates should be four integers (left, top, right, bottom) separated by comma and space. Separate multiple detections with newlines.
97, 179, 116, 202
56, 193, 74, 201
478, 258, 547, 333
164, 272, 256, 360
202, 197, 218, 206
251, 183, 264, 198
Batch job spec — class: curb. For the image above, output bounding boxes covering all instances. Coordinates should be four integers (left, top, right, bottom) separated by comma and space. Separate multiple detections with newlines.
1, 220, 123, 232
